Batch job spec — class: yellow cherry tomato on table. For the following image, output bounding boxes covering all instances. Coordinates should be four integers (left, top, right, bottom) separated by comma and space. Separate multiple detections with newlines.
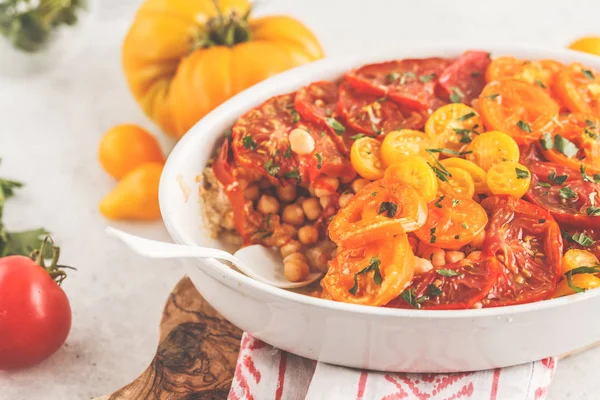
486, 162, 531, 198
465, 130, 520, 171
98, 124, 164, 180
100, 162, 163, 220
440, 158, 489, 195
350, 137, 385, 180
384, 156, 439, 202
380, 129, 437, 167
569, 37, 600, 56
424, 104, 482, 152
438, 167, 475, 200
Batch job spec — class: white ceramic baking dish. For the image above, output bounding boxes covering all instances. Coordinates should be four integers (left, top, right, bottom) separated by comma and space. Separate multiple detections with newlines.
159, 44, 600, 372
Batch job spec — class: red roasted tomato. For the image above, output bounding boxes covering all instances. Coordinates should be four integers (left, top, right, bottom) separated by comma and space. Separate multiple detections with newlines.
438, 50, 491, 104
482, 196, 563, 307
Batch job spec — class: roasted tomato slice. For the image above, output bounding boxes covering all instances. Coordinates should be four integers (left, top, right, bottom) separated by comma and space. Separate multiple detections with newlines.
438, 50, 491, 104
387, 256, 499, 310
479, 79, 560, 144
344, 58, 451, 111
337, 80, 425, 135
321, 234, 414, 306
538, 113, 600, 173
294, 81, 353, 154
560, 225, 600, 262
414, 196, 488, 250
485, 57, 563, 96
232, 92, 353, 183
524, 160, 600, 228
555, 63, 600, 115
213, 139, 247, 235
328, 179, 427, 247
482, 195, 563, 307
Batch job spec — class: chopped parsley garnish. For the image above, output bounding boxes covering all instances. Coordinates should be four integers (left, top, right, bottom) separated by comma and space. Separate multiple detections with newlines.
378, 201, 398, 218
515, 167, 530, 179
587, 206, 600, 216
315, 153, 322, 169
400, 288, 427, 308
426, 148, 471, 157
582, 69, 595, 80
291, 110, 300, 124
427, 284, 443, 297
539, 219, 546, 224
371, 192, 377, 197
399, 71, 416, 84
452, 199, 460, 207
325, 108, 332, 117
461, 222, 469, 229
283, 145, 292, 158
538, 182, 552, 188
349, 257, 382, 295
456, 112, 476, 122
565, 231, 596, 247
386, 71, 400, 83
242, 136, 258, 150
437, 269, 460, 277
430, 227, 437, 244
449, 87, 465, 103
265, 159, 280, 176
350, 133, 367, 140
554, 134, 579, 158
535, 79, 547, 89
428, 162, 451, 182
548, 171, 568, 185
586, 119, 597, 129
484, 93, 500, 100
516, 120, 532, 133
266, 214, 272, 229
260, 232, 274, 239
224, 128, 233, 139
454, 235, 460, 239
320, 131, 326, 137
371, 121, 381, 135
580, 165, 596, 182
471, 71, 481, 78
559, 186, 577, 200
419, 73, 436, 83
326, 117, 345, 135
539, 133, 554, 150
434, 195, 445, 208
566, 266, 600, 293
283, 168, 301, 182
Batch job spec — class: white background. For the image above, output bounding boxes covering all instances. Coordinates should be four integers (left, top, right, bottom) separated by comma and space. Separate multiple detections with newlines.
1, 0, 598, 398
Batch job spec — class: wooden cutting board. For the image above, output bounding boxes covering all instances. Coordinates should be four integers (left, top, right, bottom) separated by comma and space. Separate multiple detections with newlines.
95, 276, 599, 399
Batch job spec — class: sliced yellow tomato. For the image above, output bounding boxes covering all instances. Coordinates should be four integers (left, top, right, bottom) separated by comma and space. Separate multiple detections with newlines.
384, 156, 439, 202
465, 131, 520, 171
380, 129, 437, 167
569, 36, 600, 56
440, 158, 489, 195
486, 162, 531, 198
562, 249, 600, 274
552, 274, 600, 298
438, 167, 475, 199
350, 137, 385, 180
424, 104, 482, 152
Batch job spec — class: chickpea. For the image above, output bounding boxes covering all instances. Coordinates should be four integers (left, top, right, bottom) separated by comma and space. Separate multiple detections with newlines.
338, 192, 354, 208
306, 243, 334, 272
237, 178, 249, 190
283, 251, 307, 264
467, 251, 482, 261
257, 194, 280, 214
445, 251, 465, 264
223, 210, 235, 230
282, 204, 305, 226
298, 225, 319, 245
407, 237, 418, 254
422, 247, 446, 268
289, 128, 315, 155
314, 176, 340, 198
319, 195, 335, 209
471, 302, 483, 309
280, 240, 302, 258
351, 178, 370, 193
469, 229, 487, 249
284, 259, 310, 282
413, 256, 434, 275
277, 185, 297, 203
302, 198, 322, 220
274, 224, 298, 247
244, 183, 260, 201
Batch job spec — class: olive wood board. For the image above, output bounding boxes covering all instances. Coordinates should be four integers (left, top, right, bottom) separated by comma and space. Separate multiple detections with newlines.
94, 276, 599, 400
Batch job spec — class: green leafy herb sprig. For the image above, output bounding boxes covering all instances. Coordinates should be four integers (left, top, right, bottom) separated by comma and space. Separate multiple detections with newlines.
0, 0, 86, 53
0, 159, 49, 256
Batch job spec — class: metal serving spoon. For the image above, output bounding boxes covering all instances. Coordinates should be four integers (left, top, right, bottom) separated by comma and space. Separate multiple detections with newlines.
106, 227, 322, 289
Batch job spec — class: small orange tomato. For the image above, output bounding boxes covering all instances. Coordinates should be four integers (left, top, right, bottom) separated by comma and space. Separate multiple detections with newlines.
100, 162, 163, 220
99, 124, 164, 179
552, 274, 600, 298
555, 63, 600, 116
569, 36, 600, 56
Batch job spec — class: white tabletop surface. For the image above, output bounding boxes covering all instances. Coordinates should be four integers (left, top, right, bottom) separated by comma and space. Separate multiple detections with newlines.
1, 0, 598, 398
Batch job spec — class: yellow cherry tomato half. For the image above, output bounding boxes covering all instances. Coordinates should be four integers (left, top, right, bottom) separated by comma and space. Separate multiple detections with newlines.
440, 157, 489, 195
350, 137, 385, 180
465, 131, 520, 171
380, 129, 438, 167
486, 162, 531, 198
562, 249, 600, 275
384, 156, 439, 202
424, 104, 482, 152
552, 274, 600, 298
438, 167, 475, 199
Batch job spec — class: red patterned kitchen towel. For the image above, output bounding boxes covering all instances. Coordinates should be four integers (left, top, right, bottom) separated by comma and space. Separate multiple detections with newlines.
228, 333, 557, 400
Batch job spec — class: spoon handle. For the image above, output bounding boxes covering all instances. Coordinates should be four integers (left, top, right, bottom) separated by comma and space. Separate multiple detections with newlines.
105, 227, 239, 264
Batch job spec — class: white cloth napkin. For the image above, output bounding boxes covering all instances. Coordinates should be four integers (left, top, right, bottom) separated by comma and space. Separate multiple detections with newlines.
228, 333, 557, 400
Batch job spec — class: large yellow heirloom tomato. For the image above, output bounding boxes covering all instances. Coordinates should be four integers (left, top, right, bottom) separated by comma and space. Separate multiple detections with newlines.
122, 0, 324, 139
